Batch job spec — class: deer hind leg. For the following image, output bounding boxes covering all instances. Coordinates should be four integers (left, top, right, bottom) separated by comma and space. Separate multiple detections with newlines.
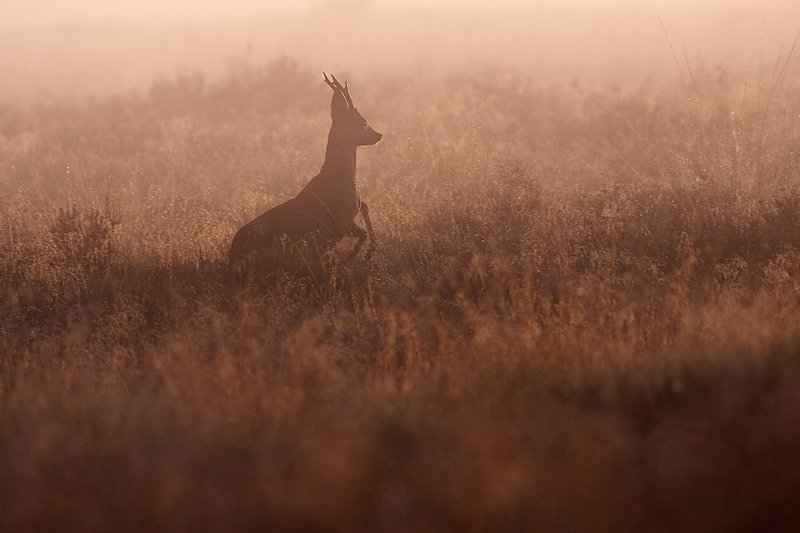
360, 202, 377, 260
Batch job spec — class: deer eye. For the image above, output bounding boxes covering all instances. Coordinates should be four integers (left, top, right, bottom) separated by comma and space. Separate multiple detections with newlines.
361, 119, 368, 128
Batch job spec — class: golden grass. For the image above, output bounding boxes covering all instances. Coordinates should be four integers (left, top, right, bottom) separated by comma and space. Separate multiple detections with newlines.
1, 61, 800, 531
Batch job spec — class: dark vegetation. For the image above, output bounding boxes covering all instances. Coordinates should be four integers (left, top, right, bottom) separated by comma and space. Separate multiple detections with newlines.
1, 60, 800, 531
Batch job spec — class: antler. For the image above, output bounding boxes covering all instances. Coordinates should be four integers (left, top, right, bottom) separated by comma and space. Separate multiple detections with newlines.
323, 72, 354, 109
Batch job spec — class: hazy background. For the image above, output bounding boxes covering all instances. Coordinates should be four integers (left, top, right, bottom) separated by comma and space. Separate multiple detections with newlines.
4, 2, 800, 530
2, 0, 799, 102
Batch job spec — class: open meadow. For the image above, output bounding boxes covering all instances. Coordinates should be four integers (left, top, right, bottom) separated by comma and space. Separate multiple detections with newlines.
2, 2, 800, 531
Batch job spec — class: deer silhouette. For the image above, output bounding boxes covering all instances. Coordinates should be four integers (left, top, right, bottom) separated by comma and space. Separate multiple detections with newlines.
229, 73, 382, 284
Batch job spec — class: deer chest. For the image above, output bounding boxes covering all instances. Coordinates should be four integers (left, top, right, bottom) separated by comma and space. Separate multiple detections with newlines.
324, 188, 361, 224
299, 181, 361, 235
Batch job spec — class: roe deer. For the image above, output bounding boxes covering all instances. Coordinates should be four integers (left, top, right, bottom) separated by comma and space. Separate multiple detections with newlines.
228, 73, 381, 283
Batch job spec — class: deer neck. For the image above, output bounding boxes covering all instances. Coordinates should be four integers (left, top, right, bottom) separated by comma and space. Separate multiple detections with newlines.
321, 125, 357, 185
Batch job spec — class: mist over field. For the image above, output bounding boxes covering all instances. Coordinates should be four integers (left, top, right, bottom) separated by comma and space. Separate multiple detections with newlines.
2, 0, 800, 100
2, 1, 800, 531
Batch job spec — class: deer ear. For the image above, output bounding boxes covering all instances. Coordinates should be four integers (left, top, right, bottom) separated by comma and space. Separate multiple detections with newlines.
330, 91, 349, 119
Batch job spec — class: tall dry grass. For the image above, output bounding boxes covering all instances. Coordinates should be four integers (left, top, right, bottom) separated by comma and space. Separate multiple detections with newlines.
1, 60, 800, 531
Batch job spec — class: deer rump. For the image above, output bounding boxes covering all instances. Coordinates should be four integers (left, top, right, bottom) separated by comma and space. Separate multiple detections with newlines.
229, 190, 359, 280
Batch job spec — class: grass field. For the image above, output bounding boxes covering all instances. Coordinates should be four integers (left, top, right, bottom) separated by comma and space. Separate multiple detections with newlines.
2, 57, 800, 530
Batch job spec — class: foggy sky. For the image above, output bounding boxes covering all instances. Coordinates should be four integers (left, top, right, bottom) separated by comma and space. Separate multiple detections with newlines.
2, 0, 798, 101
3, 0, 796, 28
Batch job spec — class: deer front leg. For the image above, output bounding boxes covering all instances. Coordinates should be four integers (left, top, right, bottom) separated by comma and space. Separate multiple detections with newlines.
360, 202, 377, 260
345, 222, 368, 262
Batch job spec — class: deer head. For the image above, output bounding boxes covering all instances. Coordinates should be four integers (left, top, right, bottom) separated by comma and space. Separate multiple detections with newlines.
324, 73, 382, 146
